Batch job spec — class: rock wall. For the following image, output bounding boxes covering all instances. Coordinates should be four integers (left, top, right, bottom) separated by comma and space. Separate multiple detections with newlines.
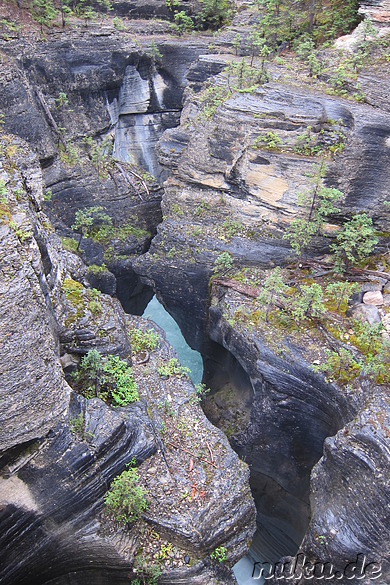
0, 29, 207, 303
0, 134, 256, 584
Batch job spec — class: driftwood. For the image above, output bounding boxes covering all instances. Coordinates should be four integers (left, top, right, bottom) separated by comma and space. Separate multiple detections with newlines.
114, 161, 150, 200
299, 260, 390, 282
213, 278, 260, 298
36, 89, 67, 150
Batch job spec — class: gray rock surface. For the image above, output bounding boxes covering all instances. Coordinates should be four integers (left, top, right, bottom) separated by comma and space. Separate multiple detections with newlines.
0, 134, 256, 585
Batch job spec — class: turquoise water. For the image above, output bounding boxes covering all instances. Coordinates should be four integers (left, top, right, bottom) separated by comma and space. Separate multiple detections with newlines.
142, 296, 204, 386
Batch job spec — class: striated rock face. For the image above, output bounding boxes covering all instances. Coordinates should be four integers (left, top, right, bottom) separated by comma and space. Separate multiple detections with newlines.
266, 397, 390, 584
0, 140, 69, 452
0, 134, 256, 584
359, 0, 390, 25
136, 54, 390, 351
0, 29, 207, 302
205, 282, 355, 559
301, 397, 390, 584
206, 278, 390, 578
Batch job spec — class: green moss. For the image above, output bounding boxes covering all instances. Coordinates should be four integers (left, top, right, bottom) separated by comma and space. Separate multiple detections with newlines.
86, 263, 109, 275
61, 237, 81, 255
62, 278, 85, 319
89, 223, 150, 245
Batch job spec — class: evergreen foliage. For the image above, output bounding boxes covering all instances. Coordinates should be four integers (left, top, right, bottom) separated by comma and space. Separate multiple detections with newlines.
72, 349, 139, 407
104, 462, 148, 525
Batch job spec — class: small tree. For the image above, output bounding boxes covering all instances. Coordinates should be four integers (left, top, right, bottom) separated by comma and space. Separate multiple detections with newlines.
198, 0, 234, 30
290, 283, 326, 322
325, 280, 360, 312
74, 348, 102, 397
104, 463, 148, 525
233, 33, 241, 56
32, 0, 57, 32
284, 161, 344, 259
72, 206, 112, 249
173, 11, 194, 34
72, 350, 139, 406
257, 267, 289, 322
330, 213, 378, 272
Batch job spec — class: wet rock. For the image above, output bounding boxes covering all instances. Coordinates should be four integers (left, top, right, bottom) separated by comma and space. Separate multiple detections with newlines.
347, 303, 382, 324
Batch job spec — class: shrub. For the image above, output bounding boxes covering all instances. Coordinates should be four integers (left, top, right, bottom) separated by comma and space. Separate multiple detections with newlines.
290, 283, 326, 323
325, 281, 360, 312
210, 546, 227, 563
213, 252, 233, 273
312, 347, 361, 384
157, 358, 190, 379
254, 131, 283, 151
331, 213, 378, 272
198, 0, 234, 30
129, 328, 160, 354
257, 267, 289, 322
173, 11, 194, 34
104, 463, 148, 525
72, 349, 138, 407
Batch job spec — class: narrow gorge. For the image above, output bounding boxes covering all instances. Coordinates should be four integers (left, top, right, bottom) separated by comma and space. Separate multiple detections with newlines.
0, 1, 389, 584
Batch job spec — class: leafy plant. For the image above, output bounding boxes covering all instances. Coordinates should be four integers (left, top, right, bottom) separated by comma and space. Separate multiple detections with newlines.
129, 328, 160, 354
198, 0, 234, 30
157, 358, 190, 379
104, 463, 148, 525
9, 221, 32, 242
290, 283, 326, 323
284, 161, 344, 258
61, 236, 81, 255
254, 131, 282, 151
133, 555, 162, 585
72, 349, 139, 407
331, 213, 378, 272
69, 413, 93, 440
72, 206, 112, 249
257, 267, 289, 322
213, 252, 233, 274
189, 383, 210, 404
32, 0, 57, 32
112, 16, 126, 30
173, 11, 194, 34
325, 281, 360, 312
312, 347, 361, 384
157, 542, 174, 560
55, 92, 69, 107
210, 545, 227, 563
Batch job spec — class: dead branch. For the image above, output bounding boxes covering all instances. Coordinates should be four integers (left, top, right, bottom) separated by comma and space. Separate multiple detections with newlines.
36, 90, 67, 150
166, 441, 218, 469
114, 161, 150, 200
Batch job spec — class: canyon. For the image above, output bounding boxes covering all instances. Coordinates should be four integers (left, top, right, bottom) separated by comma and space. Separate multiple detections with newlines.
0, 1, 389, 584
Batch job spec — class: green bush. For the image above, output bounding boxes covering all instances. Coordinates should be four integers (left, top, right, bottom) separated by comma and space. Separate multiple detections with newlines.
72, 349, 138, 407
104, 463, 148, 525
173, 11, 194, 34
254, 131, 283, 151
210, 545, 227, 563
213, 252, 233, 273
312, 347, 361, 384
198, 0, 234, 30
157, 358, 190, 379
331, 213, 378, 272
290, 283, 326, 323
130, 328, 160, 355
